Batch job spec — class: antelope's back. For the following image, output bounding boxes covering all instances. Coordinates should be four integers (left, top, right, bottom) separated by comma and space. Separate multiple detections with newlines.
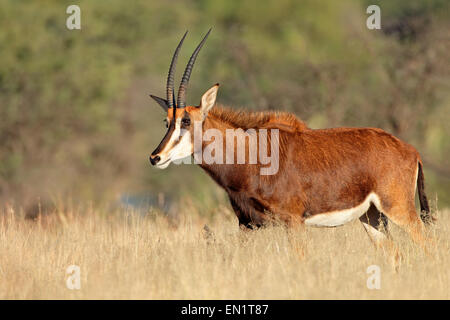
292, 126, 420, 167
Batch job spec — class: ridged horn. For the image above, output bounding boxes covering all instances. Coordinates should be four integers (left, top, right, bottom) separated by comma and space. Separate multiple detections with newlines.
177, 28, 211, 108
166, 31, 188, 109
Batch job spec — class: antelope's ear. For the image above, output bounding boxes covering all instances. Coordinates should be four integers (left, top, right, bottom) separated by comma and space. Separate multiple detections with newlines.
150, 94, 168, 112
199, 83, 219, 118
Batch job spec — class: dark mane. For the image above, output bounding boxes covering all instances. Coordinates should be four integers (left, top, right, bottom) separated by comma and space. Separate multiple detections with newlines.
209, 105, 308, 132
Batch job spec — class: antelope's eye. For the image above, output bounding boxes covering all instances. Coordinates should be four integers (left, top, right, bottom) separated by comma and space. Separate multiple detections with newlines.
181, 118, 191, 127
163, 119, 168, 128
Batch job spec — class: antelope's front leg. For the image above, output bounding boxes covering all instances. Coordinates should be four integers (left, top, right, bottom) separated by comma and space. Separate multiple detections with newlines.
228, 195, 266, 230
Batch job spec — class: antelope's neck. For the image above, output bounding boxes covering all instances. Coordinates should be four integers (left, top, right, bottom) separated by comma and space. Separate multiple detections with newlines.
196, 115, 240, 187
202, 114, 236, 134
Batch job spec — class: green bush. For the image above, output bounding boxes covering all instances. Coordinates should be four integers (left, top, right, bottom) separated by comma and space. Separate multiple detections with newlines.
0, 0, 448, 206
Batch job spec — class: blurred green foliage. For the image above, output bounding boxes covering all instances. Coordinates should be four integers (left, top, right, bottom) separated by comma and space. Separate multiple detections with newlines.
0, 0, 449, 207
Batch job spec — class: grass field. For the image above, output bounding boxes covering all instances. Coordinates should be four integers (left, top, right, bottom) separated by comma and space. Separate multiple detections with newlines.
0, 204, 448, 299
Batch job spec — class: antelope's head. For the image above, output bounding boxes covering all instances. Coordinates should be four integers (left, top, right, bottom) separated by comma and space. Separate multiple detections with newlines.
149, 30, 219, 169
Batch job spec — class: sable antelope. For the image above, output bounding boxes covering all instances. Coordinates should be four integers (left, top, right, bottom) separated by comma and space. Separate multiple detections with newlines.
149, 30, 432, 248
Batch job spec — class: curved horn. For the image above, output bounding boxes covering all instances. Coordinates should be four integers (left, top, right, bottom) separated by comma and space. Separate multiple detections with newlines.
177, 28, 211, 108
166, 31, 188, 109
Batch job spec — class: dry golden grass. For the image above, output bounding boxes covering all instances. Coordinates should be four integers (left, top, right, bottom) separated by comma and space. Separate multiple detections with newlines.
0, 204, 448, 299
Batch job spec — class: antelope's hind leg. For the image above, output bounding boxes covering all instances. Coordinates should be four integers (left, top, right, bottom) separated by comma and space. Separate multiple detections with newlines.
360, 205, 401, 267
360, 204, 391, 248
376, 162, 433, 253
381, 199, 430, 252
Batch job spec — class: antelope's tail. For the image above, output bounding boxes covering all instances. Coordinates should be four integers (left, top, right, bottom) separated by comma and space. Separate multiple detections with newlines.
417, 161, 433, 224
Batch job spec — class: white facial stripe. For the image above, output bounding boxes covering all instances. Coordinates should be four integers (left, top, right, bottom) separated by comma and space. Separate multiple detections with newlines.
304, 192, 382, 227
156, 118, 193, 168
158, 118, 181, 158
168, 130, 192, 160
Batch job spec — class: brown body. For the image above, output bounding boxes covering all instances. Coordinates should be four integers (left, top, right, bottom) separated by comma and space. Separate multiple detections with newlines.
197, 106, 429, 231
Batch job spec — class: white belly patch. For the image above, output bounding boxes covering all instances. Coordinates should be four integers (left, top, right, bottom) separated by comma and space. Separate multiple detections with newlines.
304, 192, 382, 227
